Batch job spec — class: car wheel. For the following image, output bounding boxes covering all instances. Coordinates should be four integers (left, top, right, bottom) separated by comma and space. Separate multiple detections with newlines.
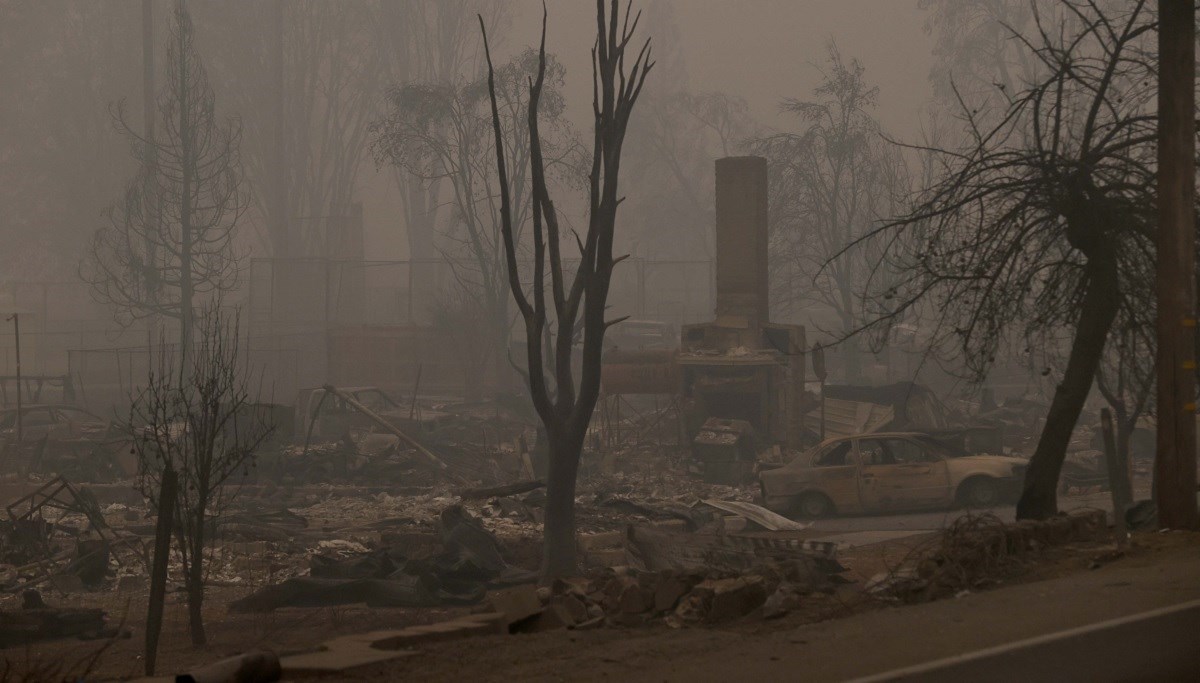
960, 477, 1000, 508
796, 493, 834, 518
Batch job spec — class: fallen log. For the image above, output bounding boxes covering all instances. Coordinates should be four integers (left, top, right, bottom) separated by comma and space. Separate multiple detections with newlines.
321, 384, 466, 485
177, 650, 281, 683
459, 479, 545, 500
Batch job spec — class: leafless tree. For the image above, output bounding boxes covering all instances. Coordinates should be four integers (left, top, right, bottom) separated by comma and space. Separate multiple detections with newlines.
81, 0, 247, 362
198, 1, 384, 258
853, 1, 1157, 519
132, 305, 273, 646
920, 0, 1042, 110
482, 1, 651, 577
373, 48, 582, 396
1096, 312, 1155, 468
753, 43, 909, 380
622, 89, 753, 259
374, 1, 510, 261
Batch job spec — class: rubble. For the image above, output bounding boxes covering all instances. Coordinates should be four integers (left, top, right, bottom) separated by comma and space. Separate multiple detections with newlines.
230, 505, 534, 612
0, 589, 117, 647
624, 524, 842, 580
865, 509, 1108, 602
460, 479, 545, 500
0, 477, 145, 594
175, 650, 282, 683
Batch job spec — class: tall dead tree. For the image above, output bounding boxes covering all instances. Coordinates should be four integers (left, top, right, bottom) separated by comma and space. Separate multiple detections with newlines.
82, 0, 247, 362
481, 1, 651, 577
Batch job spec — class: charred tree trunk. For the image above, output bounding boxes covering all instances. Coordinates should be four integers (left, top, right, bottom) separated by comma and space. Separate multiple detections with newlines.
1017, 252, 1119, 519
182, 505, 208, 646
542, 430, 585, 576
480, 2, 651, 579
186, 553, 206, 646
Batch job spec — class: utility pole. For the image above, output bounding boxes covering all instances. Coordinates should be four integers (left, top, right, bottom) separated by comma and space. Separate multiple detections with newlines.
1155, 0, 1198, 529
7, 314, 21, 443
143, 0, 154, 148
271, 0, 287, 257
143, 0, 161, 350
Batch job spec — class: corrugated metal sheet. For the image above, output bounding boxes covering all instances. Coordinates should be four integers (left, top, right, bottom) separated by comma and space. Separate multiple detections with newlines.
803, 398, 894, 439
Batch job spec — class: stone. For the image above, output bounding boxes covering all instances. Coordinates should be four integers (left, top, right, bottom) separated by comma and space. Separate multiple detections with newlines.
117, 575, 144, 592
572, 616, 605, 630
553, 593, 589, 624
49, 573, 87, 593
586, 548, 628, 567
654, 576, 691, 613
524, 602, 576, 632
704, 576, 767, 623
617, 582, 652, 615
762, 587, 789, 620
227, 541, 269, 555
488, 584, 543, 627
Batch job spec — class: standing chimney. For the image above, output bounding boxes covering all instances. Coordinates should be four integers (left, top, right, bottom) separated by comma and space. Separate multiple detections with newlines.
714, 156, 770, 327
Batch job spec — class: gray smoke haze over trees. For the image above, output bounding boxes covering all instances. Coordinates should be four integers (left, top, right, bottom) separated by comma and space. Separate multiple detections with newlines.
617, 0, 756, 262
853, 0, 1159, 518
7, 0, 1182, 535
0, 1, 141, 281
372, 47, 584, 398
372, 1, 511, 262
195, 0, 386, 258
753, 42, 910, 381
81, 0, 248, 362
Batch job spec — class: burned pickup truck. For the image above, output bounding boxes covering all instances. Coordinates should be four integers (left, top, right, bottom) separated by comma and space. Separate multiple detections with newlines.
758, 432, 1027, 518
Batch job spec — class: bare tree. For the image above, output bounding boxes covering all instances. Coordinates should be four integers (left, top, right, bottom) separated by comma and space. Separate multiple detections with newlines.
1096, 320, 1154, 469
481, 1, 651, 577
374, 1, 510, 261
623, 89, 753, 259
753, 43, 909, 380
920, 0, 1041, 109
132, 305, 273, 646
854, 1, 1157, 519
373, 48, 581, 396
81, 0, 247, 362
198, 0, 385, 258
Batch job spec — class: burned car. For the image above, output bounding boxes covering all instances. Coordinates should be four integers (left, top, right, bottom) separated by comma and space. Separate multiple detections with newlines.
295, 386, 402, 439
0, 404, 109, 441
758, 432, 1026, 517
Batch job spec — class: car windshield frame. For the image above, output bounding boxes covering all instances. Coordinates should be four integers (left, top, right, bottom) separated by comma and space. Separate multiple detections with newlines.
914, 435, 969, 459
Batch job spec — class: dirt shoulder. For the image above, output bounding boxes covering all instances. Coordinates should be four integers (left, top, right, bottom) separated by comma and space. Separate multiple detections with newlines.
351, 531, 1200, 682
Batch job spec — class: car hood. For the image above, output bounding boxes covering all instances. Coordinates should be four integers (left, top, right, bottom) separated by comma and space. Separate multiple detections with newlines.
952, 454, 1027, 468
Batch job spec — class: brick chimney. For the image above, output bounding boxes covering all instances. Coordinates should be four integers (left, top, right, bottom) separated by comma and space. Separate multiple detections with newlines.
713, 156, 769, 328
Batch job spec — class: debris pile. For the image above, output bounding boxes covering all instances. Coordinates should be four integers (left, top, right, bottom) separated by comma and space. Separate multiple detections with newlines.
0, 477, 144, 594
230, 505, 535, 613
494, 553, 838, 633
865, 509, 1108, 602
0, 589, 121, 647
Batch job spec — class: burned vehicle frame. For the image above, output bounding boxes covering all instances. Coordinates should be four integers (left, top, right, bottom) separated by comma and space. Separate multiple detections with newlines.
758, 432, 1027, 518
